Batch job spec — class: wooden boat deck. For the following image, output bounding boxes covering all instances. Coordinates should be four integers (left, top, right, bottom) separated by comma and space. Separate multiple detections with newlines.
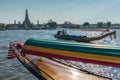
12, 45, 111, 80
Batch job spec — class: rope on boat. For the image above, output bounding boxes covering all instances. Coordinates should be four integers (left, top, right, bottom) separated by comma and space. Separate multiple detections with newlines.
7, 42, 23, 59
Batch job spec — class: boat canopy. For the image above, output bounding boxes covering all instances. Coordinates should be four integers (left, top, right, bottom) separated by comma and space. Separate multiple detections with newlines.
22, 38, 120, 67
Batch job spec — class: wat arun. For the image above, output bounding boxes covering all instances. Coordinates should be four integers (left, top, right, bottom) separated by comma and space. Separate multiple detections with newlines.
22, 9, 31, 29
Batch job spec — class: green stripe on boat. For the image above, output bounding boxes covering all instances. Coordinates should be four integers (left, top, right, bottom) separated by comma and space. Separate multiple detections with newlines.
24, 38, 120, 58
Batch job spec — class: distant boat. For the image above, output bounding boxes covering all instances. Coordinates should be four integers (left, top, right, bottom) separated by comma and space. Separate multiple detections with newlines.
83, 29, 110, 32
54, 30, 116, 42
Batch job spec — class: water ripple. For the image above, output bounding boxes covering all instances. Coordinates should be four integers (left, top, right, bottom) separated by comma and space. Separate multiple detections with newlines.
0, 30, 120, 80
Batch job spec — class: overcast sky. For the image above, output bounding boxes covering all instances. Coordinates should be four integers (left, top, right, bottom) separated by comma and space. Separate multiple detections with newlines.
0, 0, 120, 24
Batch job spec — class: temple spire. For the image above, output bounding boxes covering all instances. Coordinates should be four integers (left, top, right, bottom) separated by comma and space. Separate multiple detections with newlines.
25, 9, 29, 20
22, 9, 31, 29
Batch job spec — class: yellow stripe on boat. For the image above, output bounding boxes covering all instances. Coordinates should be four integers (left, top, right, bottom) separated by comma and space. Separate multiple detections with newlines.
22, 38, 120, 67
23, 45, 120, 64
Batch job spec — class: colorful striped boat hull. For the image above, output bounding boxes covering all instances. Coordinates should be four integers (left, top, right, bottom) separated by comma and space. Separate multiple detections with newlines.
22, 38, 120, 67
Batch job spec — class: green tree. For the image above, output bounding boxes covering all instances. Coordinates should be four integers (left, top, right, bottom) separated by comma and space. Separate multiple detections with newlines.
0, 24, 5, 29
97, 22, 106, 28
107, 22, 111, 28
28, 23, 34, 29
83, 22, 90, 26
47, 19, 57, 28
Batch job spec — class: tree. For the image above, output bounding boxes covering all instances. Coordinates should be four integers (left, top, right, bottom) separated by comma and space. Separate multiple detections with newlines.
107, 22, 111, 28
83, 22, 90, 26
96, 22, 106, 28
0, 24, 5, 29
28, 23, 34, 29
47, 19, 57, 28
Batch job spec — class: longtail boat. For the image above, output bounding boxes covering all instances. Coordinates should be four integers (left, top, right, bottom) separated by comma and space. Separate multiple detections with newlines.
9, 38, 120, 80
82, 29, 110, 32
54, 31, 116, 42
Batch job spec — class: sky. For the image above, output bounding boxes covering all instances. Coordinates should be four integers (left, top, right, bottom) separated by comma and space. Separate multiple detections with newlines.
0, 0, 120, 24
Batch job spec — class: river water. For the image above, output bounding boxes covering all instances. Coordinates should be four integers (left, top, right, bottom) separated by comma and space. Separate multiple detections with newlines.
0, 29, 120, 80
